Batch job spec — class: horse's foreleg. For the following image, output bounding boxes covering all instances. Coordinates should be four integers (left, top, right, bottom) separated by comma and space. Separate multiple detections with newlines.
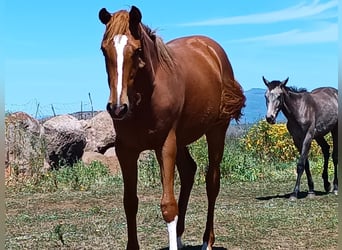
155, 130, 179, 250
316, 136, 331, 192
116, 142, 140, 250
176, 147, 197, 248
202, 126, 227, 250
291, 130, 313, 200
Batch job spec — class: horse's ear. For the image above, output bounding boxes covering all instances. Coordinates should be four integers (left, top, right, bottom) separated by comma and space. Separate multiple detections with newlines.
129, 6, 142, 38
281, 77, 289, 87
99, 8, 111, 25
262, 76, 270, 87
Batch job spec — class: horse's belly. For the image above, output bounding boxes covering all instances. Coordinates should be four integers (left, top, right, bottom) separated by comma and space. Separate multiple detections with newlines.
176, 108, 225, 145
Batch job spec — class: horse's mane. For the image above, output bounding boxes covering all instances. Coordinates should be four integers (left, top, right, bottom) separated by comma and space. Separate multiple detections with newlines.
103, 10, 174, 70
285, 86, 307, 93
140, 24, 175, 70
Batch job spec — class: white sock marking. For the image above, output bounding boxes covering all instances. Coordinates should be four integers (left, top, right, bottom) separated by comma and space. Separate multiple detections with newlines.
113, 35, 128, 105
167, 216, 178, 250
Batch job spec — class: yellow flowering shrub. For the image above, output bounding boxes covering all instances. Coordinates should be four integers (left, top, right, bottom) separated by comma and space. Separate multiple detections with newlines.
242, 120, 331, 162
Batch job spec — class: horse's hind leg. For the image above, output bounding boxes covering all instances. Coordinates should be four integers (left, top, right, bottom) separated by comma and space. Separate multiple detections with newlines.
202, 124, 228, 250
176, 146, 197, 248
331, 126, 338, 194
315, 136, 331, 192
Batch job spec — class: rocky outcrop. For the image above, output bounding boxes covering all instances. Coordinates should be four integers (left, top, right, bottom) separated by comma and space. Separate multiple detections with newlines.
83, 111, 116, 153
82, 151, 120, 175
5, 112, 46, 175
43, 115, 86, 169
5, 111, 120, 176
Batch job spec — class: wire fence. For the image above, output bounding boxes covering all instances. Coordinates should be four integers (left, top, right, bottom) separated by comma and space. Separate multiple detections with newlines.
5, 93, 102, 121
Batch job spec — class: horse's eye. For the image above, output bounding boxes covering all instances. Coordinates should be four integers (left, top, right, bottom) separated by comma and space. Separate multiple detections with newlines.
134, 48, 142, 56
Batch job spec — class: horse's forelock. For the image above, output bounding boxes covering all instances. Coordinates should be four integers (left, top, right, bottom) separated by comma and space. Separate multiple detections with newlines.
267, 81, 283, 90
103, 10, 130, 40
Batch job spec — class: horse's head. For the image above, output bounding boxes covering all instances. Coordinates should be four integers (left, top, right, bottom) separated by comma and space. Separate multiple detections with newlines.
262, 76, 289, 124
99, 6, 148, 120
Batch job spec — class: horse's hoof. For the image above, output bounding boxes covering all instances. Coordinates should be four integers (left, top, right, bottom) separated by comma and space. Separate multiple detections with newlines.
289, 195, 297, 201
324, 183, 331, 193
201, 242, 210, 250
333, 190, 338, 195
307, 192, 315, 198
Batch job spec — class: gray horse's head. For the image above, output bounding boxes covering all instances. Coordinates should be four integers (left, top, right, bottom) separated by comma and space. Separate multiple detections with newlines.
262, 76, 289, 124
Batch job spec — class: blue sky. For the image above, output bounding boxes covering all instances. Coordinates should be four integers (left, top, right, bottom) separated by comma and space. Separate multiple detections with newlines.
4, 0, 338, 118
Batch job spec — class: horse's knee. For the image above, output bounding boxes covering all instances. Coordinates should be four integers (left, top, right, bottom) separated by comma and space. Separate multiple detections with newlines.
296, 162, 305, 174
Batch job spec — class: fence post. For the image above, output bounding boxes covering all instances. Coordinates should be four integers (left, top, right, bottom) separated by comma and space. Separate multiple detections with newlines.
88, 92, 94, 117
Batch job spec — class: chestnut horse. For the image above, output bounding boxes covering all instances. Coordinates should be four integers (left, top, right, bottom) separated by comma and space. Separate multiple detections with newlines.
99, 6, 245, 249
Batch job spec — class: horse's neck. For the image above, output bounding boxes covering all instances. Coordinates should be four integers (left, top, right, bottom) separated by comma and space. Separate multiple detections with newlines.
141, 34, 158, 81
281, 92, 303, 120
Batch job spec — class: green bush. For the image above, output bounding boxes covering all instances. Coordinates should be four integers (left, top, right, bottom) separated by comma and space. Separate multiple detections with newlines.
242, 120, 333, 162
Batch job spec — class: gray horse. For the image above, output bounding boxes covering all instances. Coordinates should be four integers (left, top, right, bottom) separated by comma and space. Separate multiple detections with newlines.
263, 76, 338, 200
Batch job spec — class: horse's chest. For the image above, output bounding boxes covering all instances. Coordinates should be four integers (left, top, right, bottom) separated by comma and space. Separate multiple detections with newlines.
114, 120, 171, 149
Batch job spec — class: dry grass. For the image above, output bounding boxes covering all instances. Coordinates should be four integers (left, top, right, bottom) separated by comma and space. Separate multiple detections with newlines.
5, 176, 337, 250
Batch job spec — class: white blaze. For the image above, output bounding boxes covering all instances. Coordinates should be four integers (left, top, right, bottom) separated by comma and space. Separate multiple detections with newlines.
113, 35, 128, 105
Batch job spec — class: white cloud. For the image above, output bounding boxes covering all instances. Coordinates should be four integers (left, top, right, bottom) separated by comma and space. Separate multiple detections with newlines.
180, 0, 337, 26
228, 23, 337, 45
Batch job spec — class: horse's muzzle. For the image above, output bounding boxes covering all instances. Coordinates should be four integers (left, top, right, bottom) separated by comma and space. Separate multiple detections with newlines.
107, 103, 128, 120
266, 115, 276, 124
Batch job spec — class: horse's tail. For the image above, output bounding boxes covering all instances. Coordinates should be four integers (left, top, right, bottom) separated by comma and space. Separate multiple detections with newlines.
220, 79, 246, 122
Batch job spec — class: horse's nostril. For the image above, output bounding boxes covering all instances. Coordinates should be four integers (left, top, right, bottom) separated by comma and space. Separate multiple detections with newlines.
122, 104, 128, 113
106, 103, 113, 113
107, 103, 129, 119
115, 104, 128, 116
266, 115, 275, 124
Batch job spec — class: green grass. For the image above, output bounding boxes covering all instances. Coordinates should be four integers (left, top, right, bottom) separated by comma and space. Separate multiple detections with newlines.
6, 176, 338, 249
5, 134, 338, 249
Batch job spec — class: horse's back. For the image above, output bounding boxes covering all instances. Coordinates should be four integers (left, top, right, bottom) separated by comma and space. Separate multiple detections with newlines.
167, 35, 234, 80
311, 86, 338, 97
310, 87, 338, 136
164, 36, 245, 144
311, 87, 338, 108
167, 35, 244, 117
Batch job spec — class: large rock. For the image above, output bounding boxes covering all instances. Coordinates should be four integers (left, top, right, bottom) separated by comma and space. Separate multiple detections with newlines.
43, 115, 86, 169
5, 112, 46, 175
82, 151, 120, 175
83, 111, 116, 153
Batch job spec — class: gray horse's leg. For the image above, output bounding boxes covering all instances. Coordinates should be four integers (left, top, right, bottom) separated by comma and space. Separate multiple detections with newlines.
315, 136, 331, 192
291, 129, 314, 200
304, 159, 315, 198
331, 126, 338, 194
